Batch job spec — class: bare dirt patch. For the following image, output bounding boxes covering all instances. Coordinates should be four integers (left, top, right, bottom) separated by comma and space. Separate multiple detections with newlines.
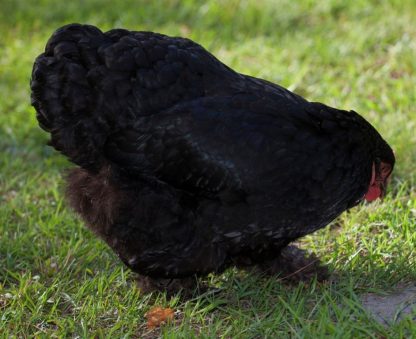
361, 284, 416, 325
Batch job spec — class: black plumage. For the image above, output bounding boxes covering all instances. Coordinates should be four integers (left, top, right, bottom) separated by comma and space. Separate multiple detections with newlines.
31, 24, 395, 281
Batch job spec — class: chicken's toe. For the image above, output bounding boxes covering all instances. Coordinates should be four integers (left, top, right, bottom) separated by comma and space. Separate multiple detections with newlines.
135, 275, 203, 297
259, 245, 330, 283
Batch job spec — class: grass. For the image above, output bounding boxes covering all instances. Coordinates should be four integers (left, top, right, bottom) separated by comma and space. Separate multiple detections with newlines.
1, 0, 415, 337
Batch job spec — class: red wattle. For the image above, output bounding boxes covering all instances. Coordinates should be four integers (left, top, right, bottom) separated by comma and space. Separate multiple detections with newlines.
365, 185, 381, 202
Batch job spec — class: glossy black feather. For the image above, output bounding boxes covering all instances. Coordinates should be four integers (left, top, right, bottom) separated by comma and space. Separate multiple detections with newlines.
31, 24, 395, 278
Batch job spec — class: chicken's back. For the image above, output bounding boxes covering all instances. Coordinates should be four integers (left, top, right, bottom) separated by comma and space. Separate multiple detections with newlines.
30, 24, 239, 172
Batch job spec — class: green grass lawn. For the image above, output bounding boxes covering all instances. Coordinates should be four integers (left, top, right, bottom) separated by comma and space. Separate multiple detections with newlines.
1, 0, 416, 337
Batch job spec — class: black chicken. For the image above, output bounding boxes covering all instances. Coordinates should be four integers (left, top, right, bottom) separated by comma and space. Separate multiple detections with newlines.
31, 24, 395, 288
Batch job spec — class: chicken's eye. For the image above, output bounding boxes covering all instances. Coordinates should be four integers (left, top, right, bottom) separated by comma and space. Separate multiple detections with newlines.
380, 162, 392, 177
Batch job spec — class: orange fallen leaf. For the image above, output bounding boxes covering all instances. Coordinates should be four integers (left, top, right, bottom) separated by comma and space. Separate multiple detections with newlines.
145, 306, 175, 329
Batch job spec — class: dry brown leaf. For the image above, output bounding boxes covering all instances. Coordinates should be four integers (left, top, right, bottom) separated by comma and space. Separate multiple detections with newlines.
145, 306, 175, 329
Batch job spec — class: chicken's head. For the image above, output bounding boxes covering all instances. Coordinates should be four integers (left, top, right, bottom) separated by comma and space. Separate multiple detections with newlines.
364, 158, 394, 202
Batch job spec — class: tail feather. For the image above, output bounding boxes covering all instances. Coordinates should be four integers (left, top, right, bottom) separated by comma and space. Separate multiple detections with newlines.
31, 24, 109, 171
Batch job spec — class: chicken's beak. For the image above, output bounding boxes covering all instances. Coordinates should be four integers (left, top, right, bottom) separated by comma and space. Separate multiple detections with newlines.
380, 182, 386, 199
377, 161, 393, 200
